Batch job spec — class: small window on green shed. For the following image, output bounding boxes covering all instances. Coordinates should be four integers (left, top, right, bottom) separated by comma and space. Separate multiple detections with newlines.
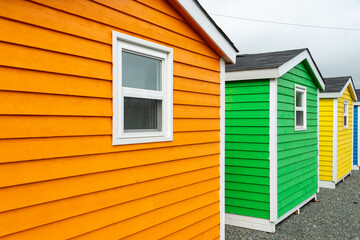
344, 100, 349, 128
295, 85, 307, 131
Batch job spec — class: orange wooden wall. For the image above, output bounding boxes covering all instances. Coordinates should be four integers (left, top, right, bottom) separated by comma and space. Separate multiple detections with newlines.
0, 0, 222, 239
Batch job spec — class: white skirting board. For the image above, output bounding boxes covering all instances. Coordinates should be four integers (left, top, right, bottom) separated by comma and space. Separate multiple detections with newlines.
225, 194, 316, 233
352, 165, 359, 170
319, 180, 336, 189
319, 171, 352, 189
225, 214, 276, 233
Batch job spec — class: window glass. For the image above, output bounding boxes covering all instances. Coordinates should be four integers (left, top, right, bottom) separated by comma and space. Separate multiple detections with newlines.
296, 111, 304, 126
296, 91, 303, 107
124, 97, 161, 131
122, 51, 161, 91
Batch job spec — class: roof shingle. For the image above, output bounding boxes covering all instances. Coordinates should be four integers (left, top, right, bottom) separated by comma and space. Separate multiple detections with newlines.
322, 77, 351, 93
225, 49, 306, 72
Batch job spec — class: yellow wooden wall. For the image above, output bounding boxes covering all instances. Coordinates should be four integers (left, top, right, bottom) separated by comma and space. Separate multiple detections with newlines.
337, 86, 353, 180
319, 99, 333, 181
0, 0, 223, 239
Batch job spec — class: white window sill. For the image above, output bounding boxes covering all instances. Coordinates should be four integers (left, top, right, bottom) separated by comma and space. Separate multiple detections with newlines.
294, 127, 307, 131
113, 136, 173, 146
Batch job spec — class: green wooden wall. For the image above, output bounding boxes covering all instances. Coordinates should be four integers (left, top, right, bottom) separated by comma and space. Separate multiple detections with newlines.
277, 62, 318, 218
225, 80, 270, 219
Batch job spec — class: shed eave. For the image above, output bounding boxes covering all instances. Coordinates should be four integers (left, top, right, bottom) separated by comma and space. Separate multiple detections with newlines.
278, 49, 325, 90
321, 78, 358, 101
168, 0, 238, 63
225, 68, 279, 81
319, 92, 340, 98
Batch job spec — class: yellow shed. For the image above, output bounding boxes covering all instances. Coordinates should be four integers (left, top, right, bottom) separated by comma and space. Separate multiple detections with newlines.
0, 0, 238, 239
319, 76, 357, 189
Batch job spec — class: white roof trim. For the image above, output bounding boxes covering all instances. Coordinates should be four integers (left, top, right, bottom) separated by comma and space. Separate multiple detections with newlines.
319, 78, 357, 101
226, 68, 279, 81
172, 0, 237, 63
225, 50, 325, 90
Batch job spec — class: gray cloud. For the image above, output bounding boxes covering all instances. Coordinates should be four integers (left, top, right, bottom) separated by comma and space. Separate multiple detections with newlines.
199, 0, 360, 87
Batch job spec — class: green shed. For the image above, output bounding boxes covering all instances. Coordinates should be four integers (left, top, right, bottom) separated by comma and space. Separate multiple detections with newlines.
224, 49, 325, 232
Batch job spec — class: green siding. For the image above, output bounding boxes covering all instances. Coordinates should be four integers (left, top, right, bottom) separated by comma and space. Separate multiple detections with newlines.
225, 79, 270, 219
277, 62, 318, 218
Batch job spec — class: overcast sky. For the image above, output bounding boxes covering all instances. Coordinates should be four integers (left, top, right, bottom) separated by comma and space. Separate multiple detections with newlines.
198, 0, 360, 88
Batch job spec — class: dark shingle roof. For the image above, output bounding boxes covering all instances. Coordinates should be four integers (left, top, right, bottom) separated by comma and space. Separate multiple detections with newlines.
356, 89, 360, 99
322, 77, 351, 93
225, 49, 306, 72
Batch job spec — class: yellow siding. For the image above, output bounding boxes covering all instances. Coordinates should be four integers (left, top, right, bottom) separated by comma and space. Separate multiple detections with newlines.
0, 0, 222, 239
319, 99, 333, 181
337, 87, 353, 180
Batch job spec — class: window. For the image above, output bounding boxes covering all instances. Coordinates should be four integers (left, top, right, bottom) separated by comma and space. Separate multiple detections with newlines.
344, 100, 349, 128
294, 85, 307, 131
112, 31, 173, 145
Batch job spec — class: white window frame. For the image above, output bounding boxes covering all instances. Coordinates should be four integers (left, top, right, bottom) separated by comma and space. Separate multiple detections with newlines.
294, 84, 307, 131
344, 100, 349, 129
112, 31, 173, 145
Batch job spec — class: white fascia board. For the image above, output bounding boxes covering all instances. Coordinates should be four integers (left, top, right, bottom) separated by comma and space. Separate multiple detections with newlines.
319, 92, 340, 98
278, 50, 325, 90
339, 78, 357, 101
173, 0, 237, 63
226, 68, 279, 81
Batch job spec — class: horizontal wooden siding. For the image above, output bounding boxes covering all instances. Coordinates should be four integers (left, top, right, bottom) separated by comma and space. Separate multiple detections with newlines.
337, 87, 353, 180
277, 62, 318, 218
225, 80, 270, 219
319, 99, 333, 181
0, 0, 222, 239
354, 105, 358, 166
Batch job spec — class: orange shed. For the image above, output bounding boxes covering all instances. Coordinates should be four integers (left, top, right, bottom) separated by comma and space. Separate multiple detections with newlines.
0, 0, 237, 239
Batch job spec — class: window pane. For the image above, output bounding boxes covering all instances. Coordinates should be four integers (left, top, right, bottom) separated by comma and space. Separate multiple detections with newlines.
296, 111, 304, 126
296, 91, 303, 107
122, 51, 161, 91
124, 97, 161, 131
344, 116, 347, 126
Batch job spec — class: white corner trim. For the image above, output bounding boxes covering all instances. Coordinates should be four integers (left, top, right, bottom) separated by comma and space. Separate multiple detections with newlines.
275, 194, 316, 225
332, 98, 338, 182
172, 0, 237, 63
278, 50, 324, 90
269, 78, 278, 222
317, 88, 320, 192
319, 180, 336, 189
225, 214, 276, 233
219, 58, 226, 240
226, 68, 279, 81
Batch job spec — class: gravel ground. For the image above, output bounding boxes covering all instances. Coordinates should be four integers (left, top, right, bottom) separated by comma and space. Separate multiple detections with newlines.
226, 170, 360, 240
